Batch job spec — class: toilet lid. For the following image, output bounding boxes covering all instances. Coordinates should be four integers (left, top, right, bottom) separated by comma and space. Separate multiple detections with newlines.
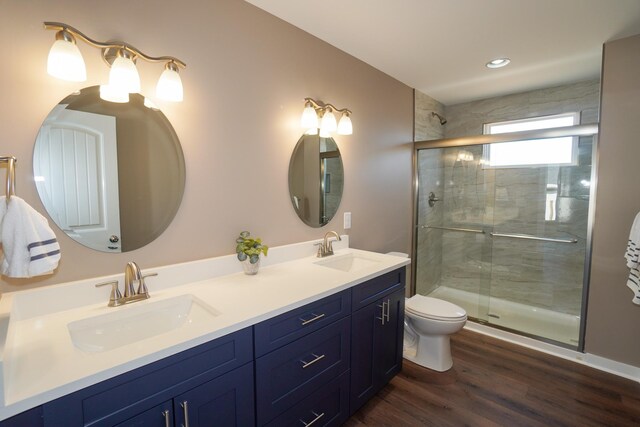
406, 295, 467, 321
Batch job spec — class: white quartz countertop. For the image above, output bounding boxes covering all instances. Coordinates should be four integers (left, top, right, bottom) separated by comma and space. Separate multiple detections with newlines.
0, 239, 410, 420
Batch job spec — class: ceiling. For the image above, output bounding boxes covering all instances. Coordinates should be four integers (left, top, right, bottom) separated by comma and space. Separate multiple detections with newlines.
245, 0, 640, 105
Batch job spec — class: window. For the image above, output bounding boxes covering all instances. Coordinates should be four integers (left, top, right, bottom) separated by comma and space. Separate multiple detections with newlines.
483, 112, 579, 168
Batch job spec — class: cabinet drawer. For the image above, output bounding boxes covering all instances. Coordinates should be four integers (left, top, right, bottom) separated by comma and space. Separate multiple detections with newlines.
256, 317, 351, 425
43, 328, 253, 426
255, 289, 351, 357
264, 371, 350, 427
352, 268, 405, 311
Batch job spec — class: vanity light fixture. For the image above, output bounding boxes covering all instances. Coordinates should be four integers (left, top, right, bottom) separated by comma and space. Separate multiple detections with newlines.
44, 22, 186, 102
301, 98, 353, 136
486, 58, 511, 69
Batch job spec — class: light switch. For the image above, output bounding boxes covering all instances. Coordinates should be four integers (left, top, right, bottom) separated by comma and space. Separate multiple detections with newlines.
344, 212, 352, 229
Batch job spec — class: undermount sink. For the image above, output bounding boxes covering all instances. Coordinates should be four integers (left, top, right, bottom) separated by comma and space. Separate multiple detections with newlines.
68, 294, 219, 353
314, 252, 381, 272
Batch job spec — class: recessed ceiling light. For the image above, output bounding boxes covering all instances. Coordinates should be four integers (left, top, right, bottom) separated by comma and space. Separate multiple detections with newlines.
486, 58, 511, 69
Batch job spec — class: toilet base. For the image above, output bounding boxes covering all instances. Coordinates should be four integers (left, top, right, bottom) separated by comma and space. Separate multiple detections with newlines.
403, 333, 453, 372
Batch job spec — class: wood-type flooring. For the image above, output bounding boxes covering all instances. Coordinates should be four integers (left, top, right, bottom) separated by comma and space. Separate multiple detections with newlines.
345, 329, 640, 426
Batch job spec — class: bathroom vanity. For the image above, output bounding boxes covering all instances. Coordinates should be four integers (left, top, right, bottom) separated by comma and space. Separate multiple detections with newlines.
0, 240, 409, 426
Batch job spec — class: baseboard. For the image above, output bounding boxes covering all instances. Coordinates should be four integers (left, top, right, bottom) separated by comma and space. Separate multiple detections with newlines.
464, 322, 640, 383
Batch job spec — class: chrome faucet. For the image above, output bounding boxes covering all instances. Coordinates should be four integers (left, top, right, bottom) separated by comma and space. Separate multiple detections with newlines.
316, 231, 342, 258
95, 262, 157, 307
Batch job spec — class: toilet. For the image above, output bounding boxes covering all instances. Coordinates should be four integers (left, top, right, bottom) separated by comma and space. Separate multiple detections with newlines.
403, 295, 467, 372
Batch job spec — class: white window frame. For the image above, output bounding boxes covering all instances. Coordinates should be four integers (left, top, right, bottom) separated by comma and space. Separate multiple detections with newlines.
482, 112, 580, 168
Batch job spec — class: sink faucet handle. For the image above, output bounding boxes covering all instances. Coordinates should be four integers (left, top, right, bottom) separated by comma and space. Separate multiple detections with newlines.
95, 280, 122, 307
314, 242, 324, 257
137, 272, 157, 296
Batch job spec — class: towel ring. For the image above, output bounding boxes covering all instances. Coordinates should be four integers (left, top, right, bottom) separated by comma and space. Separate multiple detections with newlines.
1, 156, 16, 202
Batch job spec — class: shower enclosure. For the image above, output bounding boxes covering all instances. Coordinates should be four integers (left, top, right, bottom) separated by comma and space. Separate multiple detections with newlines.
412, 124, 598, 349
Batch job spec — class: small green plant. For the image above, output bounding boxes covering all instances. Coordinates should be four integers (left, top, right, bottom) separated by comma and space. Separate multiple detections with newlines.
236, 231, 268, 264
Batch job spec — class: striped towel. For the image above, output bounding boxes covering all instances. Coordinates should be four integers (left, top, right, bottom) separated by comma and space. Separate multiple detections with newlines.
0, 196, 61, 278
625, 212, 640, 305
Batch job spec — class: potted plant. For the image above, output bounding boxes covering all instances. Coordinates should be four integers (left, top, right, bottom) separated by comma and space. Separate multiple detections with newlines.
236, 231, 268, 275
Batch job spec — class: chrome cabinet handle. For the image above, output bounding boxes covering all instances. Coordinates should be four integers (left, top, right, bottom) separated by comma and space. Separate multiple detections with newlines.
300, 411, 325, 426
377, 301, 387, 325
162, 409, 170, 427
301, 353, 326, 369
300, 313, 325, 326
385, 298, 391, 322
180, 401, 189, 427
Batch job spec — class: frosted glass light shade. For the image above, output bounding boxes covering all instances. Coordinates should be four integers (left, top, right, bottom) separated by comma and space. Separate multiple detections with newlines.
156, 66, 183, 102
320, 110, 337, 134
143, 97, 159, 110
109, 56, 141, 93
47, 39, 86, 82
337, 114, 353, 135
306, 127, 318, 135
300, 105, 319, 129
319, 127, 331, 138
99, 84, 129, 103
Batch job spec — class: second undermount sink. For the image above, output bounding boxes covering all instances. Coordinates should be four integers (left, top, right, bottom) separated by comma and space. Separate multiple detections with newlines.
314, 252, 381, 272
68, 294, 219, 353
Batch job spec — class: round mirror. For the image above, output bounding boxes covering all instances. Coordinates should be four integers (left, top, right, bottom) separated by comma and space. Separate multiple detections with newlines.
33, 86, 186, 252
288, 134, 344, 227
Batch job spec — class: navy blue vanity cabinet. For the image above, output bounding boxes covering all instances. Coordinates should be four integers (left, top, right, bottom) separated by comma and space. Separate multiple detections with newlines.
350, 268, 405, 415
254, 290, 352, 426
0, 406, 43, 427
254, 290, 351, 357
263, 372, 350, 427
173, 362, 254, 426
113, 401, 173, 427
112, 363, 255, 427
42, 327, 254, 427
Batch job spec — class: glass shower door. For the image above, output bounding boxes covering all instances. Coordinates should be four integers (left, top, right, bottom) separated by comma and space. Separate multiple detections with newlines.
413, 129, 596, 349
414, 146, 494, 323
483, 134, 594, 346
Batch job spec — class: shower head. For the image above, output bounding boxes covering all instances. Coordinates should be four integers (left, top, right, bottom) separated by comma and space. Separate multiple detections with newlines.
431, 111, 447, 125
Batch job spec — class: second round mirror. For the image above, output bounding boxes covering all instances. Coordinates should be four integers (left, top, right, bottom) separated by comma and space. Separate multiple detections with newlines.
288, 134, 344, 227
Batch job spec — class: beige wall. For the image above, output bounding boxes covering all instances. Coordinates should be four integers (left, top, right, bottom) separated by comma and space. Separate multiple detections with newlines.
586, 34, 640, 367
0, 0, 413, 291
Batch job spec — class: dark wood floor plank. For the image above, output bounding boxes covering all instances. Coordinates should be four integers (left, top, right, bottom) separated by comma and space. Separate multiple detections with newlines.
346, 329, 640, 426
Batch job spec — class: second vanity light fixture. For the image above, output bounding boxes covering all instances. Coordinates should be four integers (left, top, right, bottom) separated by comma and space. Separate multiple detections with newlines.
44, 22, 186, 103
301, 98, 353, 137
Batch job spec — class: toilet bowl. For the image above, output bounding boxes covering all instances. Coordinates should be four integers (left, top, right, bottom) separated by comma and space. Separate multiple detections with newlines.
403, 295, 467, 372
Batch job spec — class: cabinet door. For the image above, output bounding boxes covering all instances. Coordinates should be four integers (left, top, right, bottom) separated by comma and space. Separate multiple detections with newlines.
350, 287, 405, 415
349, 299, 384, 413
114, 401, 173, 427
173, 362, 254, 427
376, 288, 405, 384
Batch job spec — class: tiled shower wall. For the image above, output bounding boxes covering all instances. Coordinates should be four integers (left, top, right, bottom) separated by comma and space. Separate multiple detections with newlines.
414, 80, 599, 315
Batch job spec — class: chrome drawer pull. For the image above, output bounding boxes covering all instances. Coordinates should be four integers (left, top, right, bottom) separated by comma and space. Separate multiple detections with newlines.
300, 411, 325, 426
301, 353, 326, 369
300, 313, 325, 325
180, 400, 190, 427
162, 409, 170, 427
385, 298, 391, 322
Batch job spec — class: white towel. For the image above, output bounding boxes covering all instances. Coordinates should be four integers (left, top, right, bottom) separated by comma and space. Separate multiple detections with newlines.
0, 196, 61, 278
625, 212, 640, 305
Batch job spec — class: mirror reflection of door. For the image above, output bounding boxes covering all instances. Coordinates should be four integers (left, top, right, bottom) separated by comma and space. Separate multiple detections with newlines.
34, 105, 122, 252
320, 150, 340, 223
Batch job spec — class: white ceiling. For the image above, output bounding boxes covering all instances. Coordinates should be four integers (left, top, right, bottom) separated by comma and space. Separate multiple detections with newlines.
245, 0, 640, 105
